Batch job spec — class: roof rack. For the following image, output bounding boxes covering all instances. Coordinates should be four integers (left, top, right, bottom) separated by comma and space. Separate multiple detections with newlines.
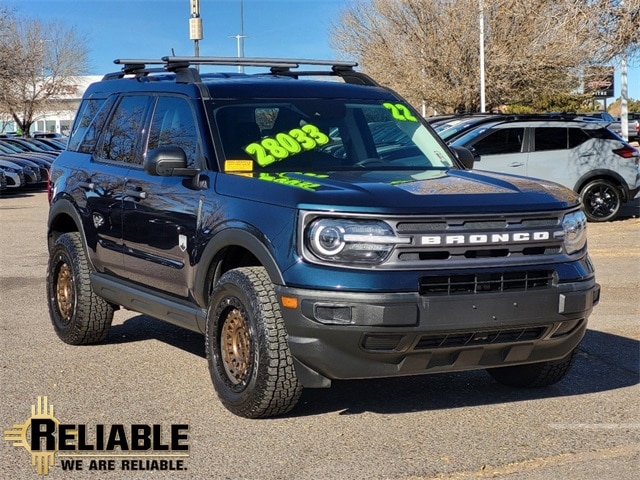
103, 56, 378, 86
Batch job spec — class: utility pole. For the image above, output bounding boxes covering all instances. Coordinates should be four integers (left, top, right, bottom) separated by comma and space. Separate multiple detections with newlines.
621, 56, 628, 141
229, 0, 247, 73
189, 0, 203, 58
479, 0, 486, 113
619, 1, 628, 142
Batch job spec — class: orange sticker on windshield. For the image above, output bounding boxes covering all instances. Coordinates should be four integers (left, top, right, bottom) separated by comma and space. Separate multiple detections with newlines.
225, 160, 254, 172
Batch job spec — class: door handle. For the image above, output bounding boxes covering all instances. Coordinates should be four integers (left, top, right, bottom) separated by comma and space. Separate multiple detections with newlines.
78, 181, 95, 191
508, 162, 525, 167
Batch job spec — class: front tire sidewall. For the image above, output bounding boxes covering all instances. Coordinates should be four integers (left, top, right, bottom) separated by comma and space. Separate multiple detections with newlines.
206, 267, 301, 418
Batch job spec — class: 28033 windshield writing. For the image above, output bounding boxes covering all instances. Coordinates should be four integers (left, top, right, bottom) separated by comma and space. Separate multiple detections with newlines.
245, 124, 330, 167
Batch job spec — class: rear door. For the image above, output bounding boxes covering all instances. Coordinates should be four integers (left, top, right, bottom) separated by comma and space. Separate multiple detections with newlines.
527, 126, 576, 189
85, 94, 154, 277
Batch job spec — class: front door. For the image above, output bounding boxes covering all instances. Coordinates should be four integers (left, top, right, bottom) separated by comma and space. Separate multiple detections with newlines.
471, 126, 528, 177
120, 95, 204, 298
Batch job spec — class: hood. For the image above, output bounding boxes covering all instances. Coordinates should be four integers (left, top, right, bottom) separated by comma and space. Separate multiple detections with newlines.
215, 168, 579, 215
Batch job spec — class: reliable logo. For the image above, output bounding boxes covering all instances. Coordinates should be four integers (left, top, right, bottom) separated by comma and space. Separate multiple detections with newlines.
4, 396, 189, 476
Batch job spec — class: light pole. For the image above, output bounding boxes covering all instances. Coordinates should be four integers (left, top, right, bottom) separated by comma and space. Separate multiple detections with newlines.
619, 1, 628, 142
479, 0, 486, 113
229, 0, 247, 73
189, 0, 203, 58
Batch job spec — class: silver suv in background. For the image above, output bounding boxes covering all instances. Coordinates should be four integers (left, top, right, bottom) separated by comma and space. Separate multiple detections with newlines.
450, 117, 640, 222
624, 112, 640, 141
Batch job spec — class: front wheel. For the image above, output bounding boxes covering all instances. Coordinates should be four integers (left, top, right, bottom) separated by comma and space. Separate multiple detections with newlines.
580, 179, 622, 222
486, 348, 578, 388
206, 267, 302, 418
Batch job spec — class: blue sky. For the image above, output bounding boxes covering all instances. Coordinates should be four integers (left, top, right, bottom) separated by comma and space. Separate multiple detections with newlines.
5, 0, 639, 100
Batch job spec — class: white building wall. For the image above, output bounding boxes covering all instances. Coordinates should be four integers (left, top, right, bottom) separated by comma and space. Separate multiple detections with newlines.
1, 76, 102, 136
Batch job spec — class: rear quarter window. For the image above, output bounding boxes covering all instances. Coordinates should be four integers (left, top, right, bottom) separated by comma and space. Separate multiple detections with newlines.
67, 98, 111, 152
583, 127, 620, 141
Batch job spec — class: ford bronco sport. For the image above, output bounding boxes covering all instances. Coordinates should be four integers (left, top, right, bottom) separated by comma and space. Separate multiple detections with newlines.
47, 57, 600, 418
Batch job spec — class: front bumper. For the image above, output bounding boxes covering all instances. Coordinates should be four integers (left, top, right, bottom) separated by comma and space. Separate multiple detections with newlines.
275, 278, 600, 388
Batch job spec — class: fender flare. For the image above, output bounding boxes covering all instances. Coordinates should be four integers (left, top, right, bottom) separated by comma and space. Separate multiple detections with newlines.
573, 170, 629, 200
193, 227, 285, 307
47, 196, 87, 252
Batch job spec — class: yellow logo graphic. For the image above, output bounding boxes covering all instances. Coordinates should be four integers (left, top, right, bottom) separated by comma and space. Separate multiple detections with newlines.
5, 396, 190, 476
4, 396, 60, 475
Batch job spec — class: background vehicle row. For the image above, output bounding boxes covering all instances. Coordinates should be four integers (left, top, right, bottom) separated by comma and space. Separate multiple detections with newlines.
0, 137, 64, 193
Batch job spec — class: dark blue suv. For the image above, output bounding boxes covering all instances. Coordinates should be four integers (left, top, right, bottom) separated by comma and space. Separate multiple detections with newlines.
46, 57, 600, 418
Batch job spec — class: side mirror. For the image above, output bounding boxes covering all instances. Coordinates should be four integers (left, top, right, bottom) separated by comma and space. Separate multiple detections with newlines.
144, 146, 199, 177
450, 146, 475, 170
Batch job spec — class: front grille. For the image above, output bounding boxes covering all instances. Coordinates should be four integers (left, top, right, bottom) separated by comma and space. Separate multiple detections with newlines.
415, 326, 547, 349
388, 213, 566, 269
300, 210, 572, 270
419, 270, 555, 295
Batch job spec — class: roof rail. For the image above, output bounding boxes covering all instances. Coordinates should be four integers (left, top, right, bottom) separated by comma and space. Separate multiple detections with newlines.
103, 56, 378, 86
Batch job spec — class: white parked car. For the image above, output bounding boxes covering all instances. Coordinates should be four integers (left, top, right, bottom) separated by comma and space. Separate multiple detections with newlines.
451, 117, 640, 222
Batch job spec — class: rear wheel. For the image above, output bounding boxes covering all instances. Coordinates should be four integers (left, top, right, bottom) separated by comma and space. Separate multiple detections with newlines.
580, 179, 622, 222
46, 232, 114, 344
206, 267, 302, 418
487, 349, 578, 388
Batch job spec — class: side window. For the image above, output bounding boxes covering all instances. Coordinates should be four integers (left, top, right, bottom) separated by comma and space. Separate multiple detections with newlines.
97, 95, 150, 165
534, 128, 568, 151
569, 128, 591, 148
67, 99, 105, 152
147, 96, 199, 167
68, 97, 115, 153
472, 128, 524, 155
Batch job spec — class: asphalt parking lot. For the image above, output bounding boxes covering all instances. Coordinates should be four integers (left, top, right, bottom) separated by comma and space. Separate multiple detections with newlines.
1, 189, 638, 480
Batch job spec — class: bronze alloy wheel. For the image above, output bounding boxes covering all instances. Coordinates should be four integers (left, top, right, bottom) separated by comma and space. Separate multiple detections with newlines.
220, 307, 252, 385
206, 267, 301, 418
55, 262, 74, 323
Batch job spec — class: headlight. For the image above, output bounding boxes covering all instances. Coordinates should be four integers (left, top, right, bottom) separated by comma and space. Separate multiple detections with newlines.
307, 218, 405, 265
562, 211, 587, 254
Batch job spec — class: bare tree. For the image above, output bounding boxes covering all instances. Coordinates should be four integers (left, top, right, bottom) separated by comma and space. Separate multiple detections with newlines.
331, 0, 640, 113
0, 9, 90, 136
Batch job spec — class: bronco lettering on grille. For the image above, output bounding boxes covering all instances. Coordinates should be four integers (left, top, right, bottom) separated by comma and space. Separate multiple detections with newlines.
420, 231, 551, 246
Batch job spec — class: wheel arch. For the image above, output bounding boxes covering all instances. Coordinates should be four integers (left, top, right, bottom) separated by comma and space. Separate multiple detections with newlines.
194, 227, 285, 308
47, 197, 85, 253
573, 170, 629, 202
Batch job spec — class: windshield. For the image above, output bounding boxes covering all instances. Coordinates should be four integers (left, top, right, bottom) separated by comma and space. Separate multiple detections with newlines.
211, 99, 455, 174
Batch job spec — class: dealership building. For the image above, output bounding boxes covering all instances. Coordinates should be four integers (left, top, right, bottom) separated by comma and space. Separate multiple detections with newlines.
0, 76, 102, 137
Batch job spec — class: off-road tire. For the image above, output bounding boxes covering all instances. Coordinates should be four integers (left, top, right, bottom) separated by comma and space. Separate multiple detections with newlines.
206, 267, 302, 418
580, 179, 622, 222
487, 348, 578, 388
46, 232, 114, 344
